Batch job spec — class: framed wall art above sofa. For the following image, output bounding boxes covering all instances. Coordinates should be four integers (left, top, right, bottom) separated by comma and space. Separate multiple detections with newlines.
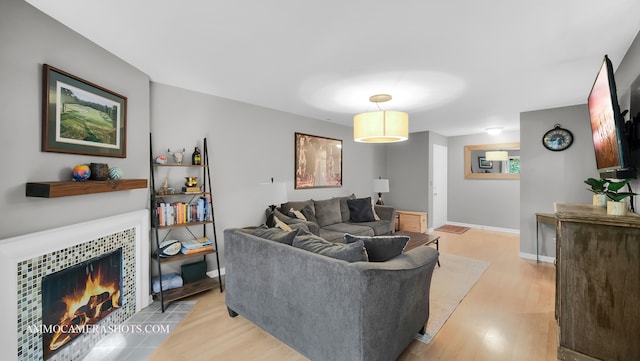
294, 132, 342, 189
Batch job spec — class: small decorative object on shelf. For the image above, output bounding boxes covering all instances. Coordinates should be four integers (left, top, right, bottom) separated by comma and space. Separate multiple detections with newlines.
154, 155, 167, 164
72, 164, 91, 181
185, 176, 198, 187
159, 177, 170, 195
192, 147, 201, 165
157, 239, 182, 257
108, 167, 123, 180
168, 148, 185, 165
89, 163, 109, 180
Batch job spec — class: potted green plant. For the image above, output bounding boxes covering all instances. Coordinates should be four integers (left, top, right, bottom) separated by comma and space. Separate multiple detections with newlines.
584, 178, 608, 207
604, 178, 637, 215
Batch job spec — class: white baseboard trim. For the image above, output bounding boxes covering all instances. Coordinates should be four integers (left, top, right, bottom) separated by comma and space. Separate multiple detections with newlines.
440, 221, 520, 234
207, 267, 226, 279
519, 252, 555, 264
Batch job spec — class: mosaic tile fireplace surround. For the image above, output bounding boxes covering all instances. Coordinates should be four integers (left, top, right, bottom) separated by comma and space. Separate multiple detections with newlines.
0, 210, 150, 361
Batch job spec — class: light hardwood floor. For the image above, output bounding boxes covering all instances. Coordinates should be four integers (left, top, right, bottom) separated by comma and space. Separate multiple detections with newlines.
148, 228, 557, 361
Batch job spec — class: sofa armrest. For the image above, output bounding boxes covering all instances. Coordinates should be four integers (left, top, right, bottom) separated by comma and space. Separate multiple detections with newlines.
351, 245, 438, 360
374, 204, 396, 222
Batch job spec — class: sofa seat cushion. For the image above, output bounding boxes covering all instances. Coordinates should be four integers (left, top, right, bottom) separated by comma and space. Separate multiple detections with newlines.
350, 220, 394, 236
293, 230, 368, 262
344, 233, 410, 262
320, 223, 374, 243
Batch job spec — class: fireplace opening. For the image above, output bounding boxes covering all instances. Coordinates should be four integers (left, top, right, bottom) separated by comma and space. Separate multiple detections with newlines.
41, 248, 123, 360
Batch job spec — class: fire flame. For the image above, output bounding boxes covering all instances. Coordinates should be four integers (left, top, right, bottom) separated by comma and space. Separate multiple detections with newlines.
48, 267, 121, 351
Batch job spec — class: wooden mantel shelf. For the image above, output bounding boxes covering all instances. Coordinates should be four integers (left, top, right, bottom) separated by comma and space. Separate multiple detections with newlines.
26, 179, 148, 198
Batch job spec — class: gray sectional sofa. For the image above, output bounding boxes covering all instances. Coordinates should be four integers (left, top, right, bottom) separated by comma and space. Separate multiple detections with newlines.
273, 195, 396, 242
224, 226, 439, 361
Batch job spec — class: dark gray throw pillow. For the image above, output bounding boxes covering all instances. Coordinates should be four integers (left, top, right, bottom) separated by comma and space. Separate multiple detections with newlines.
249, 226, 299, 245
344, 233, 409, 262
293, 230, 368, 262
347, 197, 375, 222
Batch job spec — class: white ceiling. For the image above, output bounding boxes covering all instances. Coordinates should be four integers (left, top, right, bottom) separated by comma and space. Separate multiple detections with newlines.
26, 0, 640, 136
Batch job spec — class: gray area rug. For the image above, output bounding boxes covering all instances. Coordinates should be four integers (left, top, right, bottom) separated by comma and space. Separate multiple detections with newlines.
415, 253, 489, 344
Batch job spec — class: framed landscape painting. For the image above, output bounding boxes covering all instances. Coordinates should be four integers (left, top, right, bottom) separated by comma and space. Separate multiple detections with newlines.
42, 64, 127, 158
295, 132, 342, 189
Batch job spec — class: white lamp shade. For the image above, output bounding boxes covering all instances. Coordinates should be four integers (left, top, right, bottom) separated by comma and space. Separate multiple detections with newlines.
372, 178, 390, 193
354, 110, 408, 143
485, 151, 509, 161
260, 182, 288, 206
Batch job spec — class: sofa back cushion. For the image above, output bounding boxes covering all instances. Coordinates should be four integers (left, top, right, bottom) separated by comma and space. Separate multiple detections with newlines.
281, 200, 315, 214
293, 230, 368, 262
335, 194, 356, 222
243, 226, 300, 245
313, 198, 343, 227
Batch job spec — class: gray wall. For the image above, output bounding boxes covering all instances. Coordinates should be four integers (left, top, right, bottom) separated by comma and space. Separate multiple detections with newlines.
520, 105, 595, 258
150, 83, 386, 270
616, 30, 640, 207
385, 132, 429, 214
447, 131, 521, 230
519, 29, 640, 259
0, 0, 150, 239
379, 131, 448, 230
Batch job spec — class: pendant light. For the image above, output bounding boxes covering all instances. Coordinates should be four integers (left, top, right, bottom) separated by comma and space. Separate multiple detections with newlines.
354, 94, 408, 143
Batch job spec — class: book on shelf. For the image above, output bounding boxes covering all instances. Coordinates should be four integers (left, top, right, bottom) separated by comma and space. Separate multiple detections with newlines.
181, 237, 213, 250
181, 244, 214, 255
182, 186, 201, 193
154, 197, 212, 226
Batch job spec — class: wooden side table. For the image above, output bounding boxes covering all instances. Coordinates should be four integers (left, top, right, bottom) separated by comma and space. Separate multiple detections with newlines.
396, 210, 427, 233
535, 212, 555, 263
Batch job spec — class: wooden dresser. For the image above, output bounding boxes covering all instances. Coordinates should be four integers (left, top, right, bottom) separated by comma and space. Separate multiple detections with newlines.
554, 203, 640, 361
396, 210, 427, 233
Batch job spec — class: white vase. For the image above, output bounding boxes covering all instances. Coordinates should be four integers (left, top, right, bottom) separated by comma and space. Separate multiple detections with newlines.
606, 201, 627, 216
592, 194, 607, 207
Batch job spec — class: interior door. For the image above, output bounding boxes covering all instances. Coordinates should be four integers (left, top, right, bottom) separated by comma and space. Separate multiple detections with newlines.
432, 144, 448, 229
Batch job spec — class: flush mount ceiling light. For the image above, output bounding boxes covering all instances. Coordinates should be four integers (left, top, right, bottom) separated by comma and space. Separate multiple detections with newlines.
486, 127, 503, 135
354, 94, 408, 143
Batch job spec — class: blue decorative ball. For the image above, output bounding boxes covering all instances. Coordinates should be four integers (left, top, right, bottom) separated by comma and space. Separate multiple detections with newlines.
108, 167, 123, 180
72, 165, 91, 181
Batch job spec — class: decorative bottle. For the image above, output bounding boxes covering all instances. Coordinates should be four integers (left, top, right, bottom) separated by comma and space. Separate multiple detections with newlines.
192, 147, 201, 165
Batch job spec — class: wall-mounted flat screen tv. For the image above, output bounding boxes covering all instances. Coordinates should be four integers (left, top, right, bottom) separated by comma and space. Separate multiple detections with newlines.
588, 55, 635, 178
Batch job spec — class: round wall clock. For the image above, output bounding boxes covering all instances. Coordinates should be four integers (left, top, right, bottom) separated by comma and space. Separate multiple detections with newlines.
542, 124, 574, 151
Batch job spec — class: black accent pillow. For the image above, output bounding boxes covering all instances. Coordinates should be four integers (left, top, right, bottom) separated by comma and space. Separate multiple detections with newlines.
300, 204, 317, 223
293, 230, 368, 262
347, 197, 375, 222
344, 233, 409, 262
